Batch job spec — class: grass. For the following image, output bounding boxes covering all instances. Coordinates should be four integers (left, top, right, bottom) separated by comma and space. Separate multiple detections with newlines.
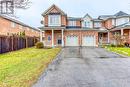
0, 47, 61, 87
106, 47, 130, 57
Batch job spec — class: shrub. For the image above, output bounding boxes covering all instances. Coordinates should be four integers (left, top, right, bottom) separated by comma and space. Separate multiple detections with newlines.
116, 44, 124, 47
35, 42, 44, 49
110, 44, 116, 47
124, 42, 129, 47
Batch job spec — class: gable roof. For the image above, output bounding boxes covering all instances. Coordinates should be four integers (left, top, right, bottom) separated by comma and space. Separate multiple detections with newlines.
82, 13, 92, 20
42, 4, 66, 16
98, 11, 130, 20
0, 14, 39, 31
114, 11, 129, 17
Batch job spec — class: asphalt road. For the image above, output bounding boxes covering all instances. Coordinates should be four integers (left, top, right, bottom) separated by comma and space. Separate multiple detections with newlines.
33, 47, 130, 87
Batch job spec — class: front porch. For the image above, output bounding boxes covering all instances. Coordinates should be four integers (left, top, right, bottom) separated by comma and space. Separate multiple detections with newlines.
43, 29, 64, 47
110, 29, 130, 44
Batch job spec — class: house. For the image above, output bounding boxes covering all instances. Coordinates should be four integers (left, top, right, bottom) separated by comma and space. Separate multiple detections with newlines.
99, 11, 130, 45
39, 4, 130, 47
0, 15, 41, 37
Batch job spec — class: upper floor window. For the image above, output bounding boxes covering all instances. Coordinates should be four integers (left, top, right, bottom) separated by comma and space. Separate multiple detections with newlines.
19, 25, 23, 29
27, 27, 30, 31
68, 21, 76, 26
84, 21, 91, 27
116, 17, 129, 26
48, 15, 61, 26
11, 22, 16, 28
94, 22, 101, 28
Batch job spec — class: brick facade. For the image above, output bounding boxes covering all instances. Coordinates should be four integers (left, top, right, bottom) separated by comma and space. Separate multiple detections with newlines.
41, 5, 130, 47
0, 16, 40, 37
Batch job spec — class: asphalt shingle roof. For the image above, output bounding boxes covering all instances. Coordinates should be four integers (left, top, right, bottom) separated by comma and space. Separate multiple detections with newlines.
0, 14, 39, 31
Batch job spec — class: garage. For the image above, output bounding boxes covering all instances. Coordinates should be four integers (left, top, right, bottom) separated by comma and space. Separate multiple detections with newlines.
66, 36, 79, 46
82, 36, 96, 46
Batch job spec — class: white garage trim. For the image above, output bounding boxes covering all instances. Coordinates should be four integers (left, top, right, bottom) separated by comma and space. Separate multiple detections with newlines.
82, 36, 96, 46
66, 36, 79, 46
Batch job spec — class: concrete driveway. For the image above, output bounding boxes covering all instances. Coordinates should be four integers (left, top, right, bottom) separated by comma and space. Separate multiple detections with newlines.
33, 47, 130, 87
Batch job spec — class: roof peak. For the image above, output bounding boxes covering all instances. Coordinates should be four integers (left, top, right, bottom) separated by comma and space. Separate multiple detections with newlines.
42, 4, 66, 16
114, 11, 128, 16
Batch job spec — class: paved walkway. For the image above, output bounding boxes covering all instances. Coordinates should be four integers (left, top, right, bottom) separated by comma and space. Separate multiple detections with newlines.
33, 47, 130, 87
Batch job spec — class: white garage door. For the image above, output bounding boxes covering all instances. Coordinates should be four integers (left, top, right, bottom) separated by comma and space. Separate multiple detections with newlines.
66, 36, 79, 46
82, 36, 96, 46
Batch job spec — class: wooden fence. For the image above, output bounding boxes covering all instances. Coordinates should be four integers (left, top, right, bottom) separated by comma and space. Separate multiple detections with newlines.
0, 36, 39, 54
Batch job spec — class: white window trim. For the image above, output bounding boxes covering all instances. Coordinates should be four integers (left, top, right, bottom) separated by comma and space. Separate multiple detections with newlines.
19, 25, 23, 29
48, 15, 61, 26
11, 22, 16, 28
94, 22, 101, 28
68, 21, 76, 26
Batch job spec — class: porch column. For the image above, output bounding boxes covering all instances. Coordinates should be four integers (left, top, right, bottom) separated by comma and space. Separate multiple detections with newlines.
40, 30, 43, 42
52, 29, 54, 47
121, 29, 124, 36
108, 31, 110, 43
129, 30, 130, 38
61, 29, 64, 47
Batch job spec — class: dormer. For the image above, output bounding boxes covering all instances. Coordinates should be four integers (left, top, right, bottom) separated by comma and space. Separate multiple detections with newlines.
42, 4, 67, 27
82, 14, 93, 28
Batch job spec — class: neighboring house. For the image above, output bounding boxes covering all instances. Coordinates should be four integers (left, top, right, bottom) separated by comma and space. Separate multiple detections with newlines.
0, 15, 40, 37
99, 11, 130, 44
39, 4, 130, 47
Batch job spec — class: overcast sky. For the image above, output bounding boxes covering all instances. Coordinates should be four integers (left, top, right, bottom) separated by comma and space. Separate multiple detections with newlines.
15, 0, 130, 28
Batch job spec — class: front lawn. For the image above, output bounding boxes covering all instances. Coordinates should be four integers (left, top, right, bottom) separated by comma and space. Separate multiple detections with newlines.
106, 47, 130, 57
0, 47, 61, 87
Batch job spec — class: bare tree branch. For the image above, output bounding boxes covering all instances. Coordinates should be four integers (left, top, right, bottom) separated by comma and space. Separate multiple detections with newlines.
13, 0, 31, 9
0, 0, 31, 16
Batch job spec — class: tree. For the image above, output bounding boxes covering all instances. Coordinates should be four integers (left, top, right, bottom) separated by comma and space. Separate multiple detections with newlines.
13, 0, 31, 9
0, 0, 31, 16
112, 32, 125, 46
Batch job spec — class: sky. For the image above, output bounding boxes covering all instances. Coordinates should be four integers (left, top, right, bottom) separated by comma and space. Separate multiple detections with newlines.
15, 0, 130, 28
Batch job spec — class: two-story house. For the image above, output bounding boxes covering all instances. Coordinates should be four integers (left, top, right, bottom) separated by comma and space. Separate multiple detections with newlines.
99, 11, 130, 44
40, 4, 130, 47
40, 4, 100, 47
0, 15, 41, 37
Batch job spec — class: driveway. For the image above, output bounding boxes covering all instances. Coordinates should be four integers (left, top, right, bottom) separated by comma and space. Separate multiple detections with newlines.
33, 47, 130, 87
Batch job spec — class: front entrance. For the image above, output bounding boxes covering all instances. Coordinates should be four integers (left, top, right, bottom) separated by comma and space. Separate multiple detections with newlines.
82, 36, 96, 46
66, 36, 79, 46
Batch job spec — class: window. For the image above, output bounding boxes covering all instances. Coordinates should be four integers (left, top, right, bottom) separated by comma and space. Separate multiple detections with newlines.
68, 21, 76, 26
94, 22, 101, 28
19, 25, 23, 29
48, 15, 61, 26
57, 39, 62, 44
11, 22, 16, 28
84, 21, 91, 27
48, 36, 51, 41
116, 17, 129, 26
27, 27, 30, 31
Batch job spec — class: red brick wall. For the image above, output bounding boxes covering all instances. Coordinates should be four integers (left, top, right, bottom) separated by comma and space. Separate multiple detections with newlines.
76, 20, 81, 27
0, 17, 40, 37
104, 19, 113, 29
61, 15, 67, 26
44, 30, 98, 46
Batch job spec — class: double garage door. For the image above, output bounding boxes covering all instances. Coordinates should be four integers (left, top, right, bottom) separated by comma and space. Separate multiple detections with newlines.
66, 36, 96, 46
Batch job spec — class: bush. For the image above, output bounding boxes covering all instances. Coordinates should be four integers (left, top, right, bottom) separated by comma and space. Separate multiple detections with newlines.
124, 42, 129, 47
35, 42, 44, 49
110, 44, 116, 47
116, 44, 124, 47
